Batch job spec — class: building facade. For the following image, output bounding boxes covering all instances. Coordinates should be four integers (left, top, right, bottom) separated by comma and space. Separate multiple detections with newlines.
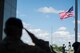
0, 0, 17, 41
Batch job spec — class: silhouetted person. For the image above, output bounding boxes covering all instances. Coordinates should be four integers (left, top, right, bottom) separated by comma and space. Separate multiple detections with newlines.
68, 42, 71, 53
0, 17, 47, 53
77, 44, 80, 53
62, 44, 66, 53
24, 28, 53, 53
72, 42, 80, 53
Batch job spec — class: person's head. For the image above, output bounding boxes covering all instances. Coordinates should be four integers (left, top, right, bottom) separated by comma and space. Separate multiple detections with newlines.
4, 17, 23, 39
69, 42, 71, 44
69, 42, 70, 43
72, 42, 80, 53
63, 44, 65, 46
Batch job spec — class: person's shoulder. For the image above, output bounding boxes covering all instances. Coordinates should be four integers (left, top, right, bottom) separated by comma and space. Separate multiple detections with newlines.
21, 44, 47, 53
31, 45, 47, 53
77, 45, 80, 53
21, 43, 39, 50
0, 41, 5, 47
0, 41, 6, 52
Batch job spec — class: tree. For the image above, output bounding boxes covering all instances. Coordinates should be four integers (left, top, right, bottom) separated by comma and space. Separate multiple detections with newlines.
52, 44, 63, 52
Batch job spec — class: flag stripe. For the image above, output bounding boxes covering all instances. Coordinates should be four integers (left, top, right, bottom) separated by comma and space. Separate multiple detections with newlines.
59, 6, 74, 19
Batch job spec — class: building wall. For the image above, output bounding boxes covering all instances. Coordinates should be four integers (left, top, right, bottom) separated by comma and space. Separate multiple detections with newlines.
0, 0, 4, 41
0, 0, 17, 40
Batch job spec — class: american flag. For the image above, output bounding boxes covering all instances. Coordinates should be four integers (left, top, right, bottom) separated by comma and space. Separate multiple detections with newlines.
59, 6, 74, 20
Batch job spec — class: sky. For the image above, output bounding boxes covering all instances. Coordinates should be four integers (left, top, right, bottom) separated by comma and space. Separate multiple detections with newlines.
17, 0, 80, 49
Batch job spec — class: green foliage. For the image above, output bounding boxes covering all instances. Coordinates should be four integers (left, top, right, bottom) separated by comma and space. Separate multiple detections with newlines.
51, 44, 74, 53
51, 44, 63, 52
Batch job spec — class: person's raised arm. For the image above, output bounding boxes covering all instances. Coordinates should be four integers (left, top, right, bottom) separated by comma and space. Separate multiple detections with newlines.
24, 28, 39, 43
24, 28, 51, 53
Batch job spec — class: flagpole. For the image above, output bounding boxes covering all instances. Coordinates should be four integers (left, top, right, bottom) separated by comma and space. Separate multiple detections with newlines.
75, 0, 78, 42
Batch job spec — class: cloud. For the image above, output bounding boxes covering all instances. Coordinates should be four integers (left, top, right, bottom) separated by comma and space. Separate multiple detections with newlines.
37, 7, 64, 14
21, 22, 79, 47
58, 26, 67, 31
73, 20, 80, 24
53, 31, 70, 37
29, 28, 50, 40
78, 33, 80, 35
17, 10, 27, 18
29, 29, 41, 33
53, 27, 70, 38
22, 22, 32, 29
52, 26, 75, 46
